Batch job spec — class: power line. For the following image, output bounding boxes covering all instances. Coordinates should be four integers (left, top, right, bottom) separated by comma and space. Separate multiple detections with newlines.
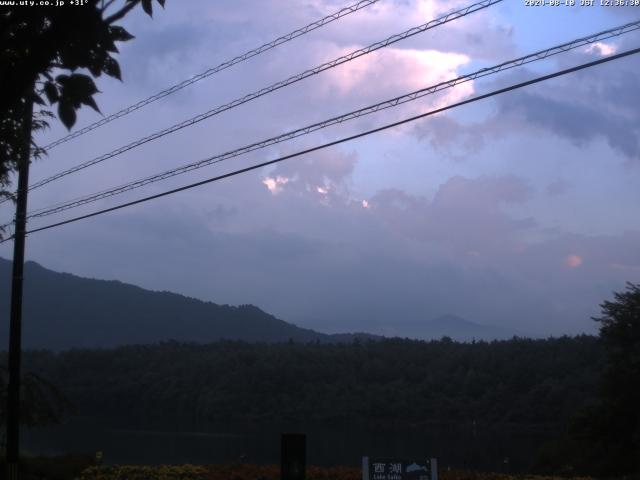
0, 223, 13, 241
5, 45, 636, 242
42, 0, 382, 151
22, 19, 640, 221
24, 0, 502, 193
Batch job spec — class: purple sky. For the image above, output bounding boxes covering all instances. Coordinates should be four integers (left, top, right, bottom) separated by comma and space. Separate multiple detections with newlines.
2, 0, 639, 337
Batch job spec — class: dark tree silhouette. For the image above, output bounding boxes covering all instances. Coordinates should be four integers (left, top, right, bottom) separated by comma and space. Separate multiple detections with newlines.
14, 335, 605, 472
591, 282, 640, 474
0, 0, 165, 205
0, 367, 72, 442
566, 282, 640, 476
0, 3, 166, 474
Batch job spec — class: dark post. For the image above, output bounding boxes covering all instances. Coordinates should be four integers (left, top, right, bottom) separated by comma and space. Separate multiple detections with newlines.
281, 433, 306, 480
6, 89, 34, 480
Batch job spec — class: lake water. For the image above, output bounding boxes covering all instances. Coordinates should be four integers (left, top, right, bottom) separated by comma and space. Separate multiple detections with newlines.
22, 416, 554, 472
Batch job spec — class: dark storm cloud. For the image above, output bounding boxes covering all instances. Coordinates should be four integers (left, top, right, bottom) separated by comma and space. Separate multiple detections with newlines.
413, 115, 490, 160
497, 91, 640, 163
485, 44, 640, 164
412, 44, 640, 165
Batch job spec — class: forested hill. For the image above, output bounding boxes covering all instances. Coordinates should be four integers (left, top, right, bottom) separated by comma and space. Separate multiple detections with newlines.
17, 336, 603, 439
0, 257, 516, 349
0, 257, 372, 349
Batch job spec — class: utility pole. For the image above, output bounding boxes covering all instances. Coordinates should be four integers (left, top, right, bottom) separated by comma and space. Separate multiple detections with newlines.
6, 88, 34, 480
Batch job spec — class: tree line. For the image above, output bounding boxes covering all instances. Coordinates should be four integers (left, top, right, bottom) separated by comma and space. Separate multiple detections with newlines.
1, 283, 639, 476
3, 335, 604, 473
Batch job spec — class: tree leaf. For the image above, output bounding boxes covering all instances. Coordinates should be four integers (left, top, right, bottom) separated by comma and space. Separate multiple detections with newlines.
81, 95, 101, 114
67, 74, 99, 97
58, 101, 76, 130
103, 57, 122, 81
55, 74, 69, 85
156, 0, 165, 6
104, 37, 119, 54
141, 0, 153, 16
109, 25, 135, 42
88, 62, 102, 77
32, 93, 46, 106
43, 81, 59, 104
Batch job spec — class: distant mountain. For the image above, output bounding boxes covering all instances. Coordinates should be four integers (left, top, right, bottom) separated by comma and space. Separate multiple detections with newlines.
0, 257, 375, 350
405, 314, 520, 341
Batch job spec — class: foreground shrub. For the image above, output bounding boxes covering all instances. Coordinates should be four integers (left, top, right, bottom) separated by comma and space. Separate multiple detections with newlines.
0, 454, 94, 480
77, 465, 595, 480
79, 464, 208, 480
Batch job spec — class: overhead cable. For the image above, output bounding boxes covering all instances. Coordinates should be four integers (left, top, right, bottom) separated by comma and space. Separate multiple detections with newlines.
23, 20, 640, 220
25, 0, 502, 193
42, 0, 383, 151
2, 45, 635, 242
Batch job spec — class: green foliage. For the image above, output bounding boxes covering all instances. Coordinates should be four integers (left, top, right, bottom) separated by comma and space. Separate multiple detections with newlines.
0, 0, 165, 201
18, 336, 602, 430
0, 366, 73, 430
79, 464, 207, 480
567, 282, 640, 476
15, 454, 95, 480
4, 336, 607, 474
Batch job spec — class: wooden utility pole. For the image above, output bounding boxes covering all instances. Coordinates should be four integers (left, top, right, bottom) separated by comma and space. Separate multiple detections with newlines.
6, 89, 34, 480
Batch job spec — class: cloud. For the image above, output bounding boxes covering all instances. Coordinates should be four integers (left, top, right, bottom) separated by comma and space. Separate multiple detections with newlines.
584, 42, 617, 57
263, 175, 290, 195
545, 179, 570, 197
497, 91, 640, 163
406, 40, 640, 166
476, 44, 640, 167
10, 163, 639, 339
261, 148, 358, 205
609, 262, 640, 272
297, 0, 516, 61
371, 175, 535, 255
321, 47, 473, 102
414, 114, 491, 156
565, 254, 583, 268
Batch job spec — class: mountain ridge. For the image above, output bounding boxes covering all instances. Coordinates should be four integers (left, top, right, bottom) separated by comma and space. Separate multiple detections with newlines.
0, 257, 338, 349
1, 257, 520, 349
419, 314, 521, 340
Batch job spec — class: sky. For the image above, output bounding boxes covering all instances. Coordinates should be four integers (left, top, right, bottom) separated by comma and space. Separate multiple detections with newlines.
1, 0, 639, 338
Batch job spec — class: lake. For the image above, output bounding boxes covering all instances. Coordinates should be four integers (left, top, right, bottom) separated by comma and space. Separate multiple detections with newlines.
22, 416, 555, 472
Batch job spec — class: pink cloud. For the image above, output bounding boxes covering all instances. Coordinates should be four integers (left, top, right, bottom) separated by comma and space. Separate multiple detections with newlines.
262, 175, 290, 195
321, 47, 473, 108
264, 149, 358, 204
565, 254, 583, 268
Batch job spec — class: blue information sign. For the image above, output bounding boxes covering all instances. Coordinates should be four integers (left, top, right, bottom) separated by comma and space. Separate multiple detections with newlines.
362, 458, 437, 480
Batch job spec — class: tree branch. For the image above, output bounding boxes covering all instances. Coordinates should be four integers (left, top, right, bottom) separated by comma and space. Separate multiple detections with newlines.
100, 0, 118, 13
104, 0, 139, 24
